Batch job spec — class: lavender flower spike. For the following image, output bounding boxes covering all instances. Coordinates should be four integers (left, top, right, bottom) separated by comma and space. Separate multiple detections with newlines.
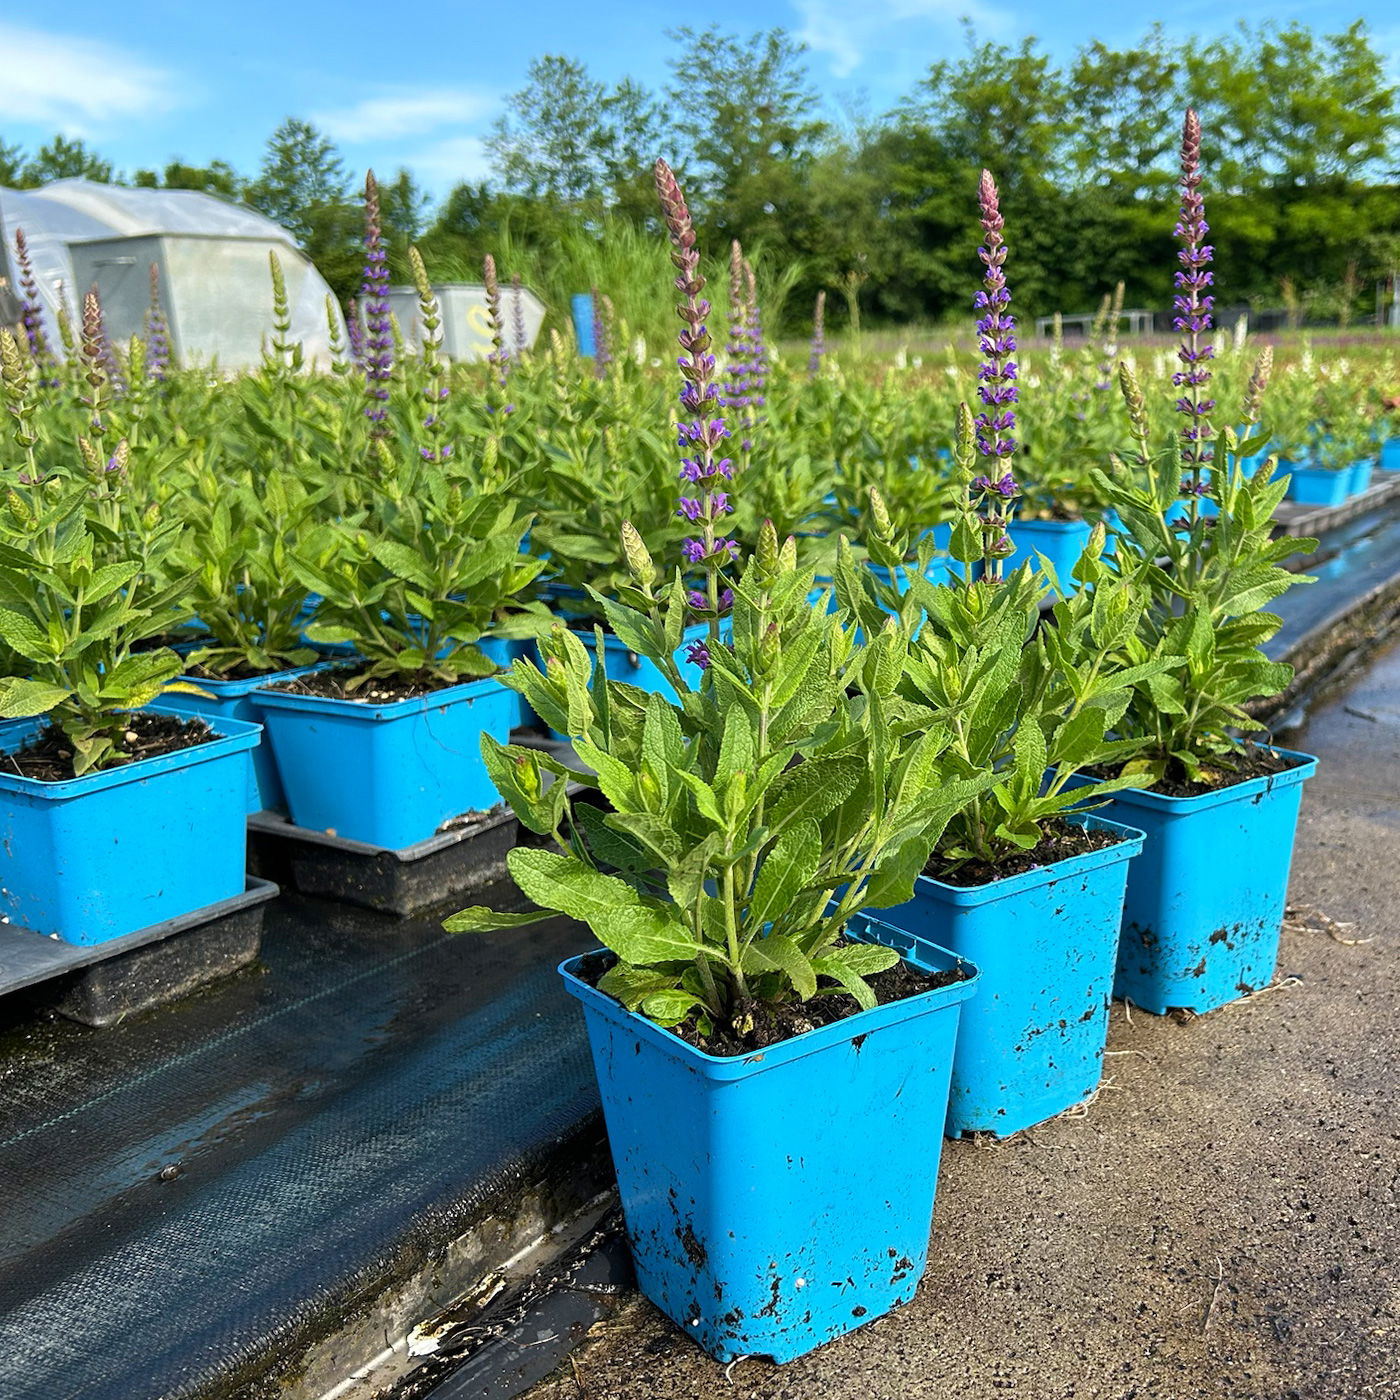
808, 289, 826, 379
653, 158, 735, 662
13, 230, 53, 368
1172, 109, 1216, 503
971, 169, 1020, 581
360, 172, 393, 437
145, 263, 171, 381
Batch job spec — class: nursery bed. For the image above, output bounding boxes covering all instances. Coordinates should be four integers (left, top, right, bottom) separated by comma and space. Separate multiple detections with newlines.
0, 887, 607, 1400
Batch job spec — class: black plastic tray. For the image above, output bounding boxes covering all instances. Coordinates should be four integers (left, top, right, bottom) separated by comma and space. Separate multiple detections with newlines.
0, 877, 278, 1026
247, 804, 520, 916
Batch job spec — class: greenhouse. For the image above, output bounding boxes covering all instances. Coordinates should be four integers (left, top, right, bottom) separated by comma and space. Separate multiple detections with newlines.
0, 179, 342, 368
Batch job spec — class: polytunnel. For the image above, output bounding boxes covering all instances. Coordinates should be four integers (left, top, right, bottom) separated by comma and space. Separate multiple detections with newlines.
0, 179, 344, 369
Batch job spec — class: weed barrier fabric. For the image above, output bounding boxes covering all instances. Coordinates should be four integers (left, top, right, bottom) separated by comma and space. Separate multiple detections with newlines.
0, 889, 599, 1400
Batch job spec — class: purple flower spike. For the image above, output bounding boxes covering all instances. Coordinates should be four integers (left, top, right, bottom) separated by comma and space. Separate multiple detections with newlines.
685, 639, 711, 669
360, 172, 392, 439
656, 157, 741, 646
968, 170, 1021, 582
1173, 111, 1215, 484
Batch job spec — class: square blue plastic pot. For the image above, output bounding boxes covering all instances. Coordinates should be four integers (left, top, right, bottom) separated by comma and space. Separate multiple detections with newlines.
1380, 437, 1400, 472
176, 661, 331, 813
1069, 749, 1317, 1015
478, 634, 535, 728
250, 674, 516, 849
0, 702, 260, 945
1283, 462, 1349, 507
1347, 458, 1375, 497
560, 928, 979, 1364
868, 812, 1144, 1138
1001, 518, 1093, 594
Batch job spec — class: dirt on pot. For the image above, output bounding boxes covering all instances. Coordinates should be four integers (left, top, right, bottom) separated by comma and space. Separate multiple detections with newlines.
3, 712, 217, 782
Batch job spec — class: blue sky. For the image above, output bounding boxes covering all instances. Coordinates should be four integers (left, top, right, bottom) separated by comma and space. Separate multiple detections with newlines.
0, 2, 1395, 201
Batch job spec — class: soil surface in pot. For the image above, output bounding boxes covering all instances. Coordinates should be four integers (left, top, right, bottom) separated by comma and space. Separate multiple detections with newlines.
185, 659, 314, 683
579, 945, 970, 1058
1085, 743, 1305, 799
266, 668, 497, 704
131, 631, 213, 653
926, 817, 1122, 887
3, 712, 217, 782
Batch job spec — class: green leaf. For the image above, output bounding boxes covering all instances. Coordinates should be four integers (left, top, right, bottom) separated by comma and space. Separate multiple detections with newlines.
639, 989, 703, 1026
443, 906, 555, 933
0, 677, 70, 717
744, 932, 817, 1000
747, 820, 821, 931
766, 756, 863, 833
0, 608, 51, 661
505, 848, 699, 964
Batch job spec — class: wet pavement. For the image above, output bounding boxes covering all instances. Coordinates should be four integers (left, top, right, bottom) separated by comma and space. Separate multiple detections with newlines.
520, 642, 1400, 1400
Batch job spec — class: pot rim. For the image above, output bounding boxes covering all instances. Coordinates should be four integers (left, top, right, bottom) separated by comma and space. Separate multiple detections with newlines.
559, 926, 979, 1082
911, 811, 1146, 908
0, 700, 260, 797
249, 669, 509, 720
1070, 745, 1317, 814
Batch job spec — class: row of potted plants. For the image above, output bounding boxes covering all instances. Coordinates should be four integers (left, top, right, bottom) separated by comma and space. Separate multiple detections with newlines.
445, 121, 1321, 1366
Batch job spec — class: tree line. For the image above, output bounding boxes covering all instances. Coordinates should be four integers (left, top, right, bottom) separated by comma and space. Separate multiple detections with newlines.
3, 19, 1398, 331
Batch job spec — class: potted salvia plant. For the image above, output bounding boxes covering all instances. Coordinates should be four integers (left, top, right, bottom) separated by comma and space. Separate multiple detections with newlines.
0, 320, 259, 944
447, 162, 985, 1365
168, 450, 332, 812
251, 178, 550, 850
1082, 111, 1318, 1015
251, 441, 548, 849
841, 174, 1168, 1137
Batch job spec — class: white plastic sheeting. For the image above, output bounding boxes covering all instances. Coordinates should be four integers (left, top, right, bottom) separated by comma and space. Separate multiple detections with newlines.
0, 180, 344, 369
386, 283, 546, 362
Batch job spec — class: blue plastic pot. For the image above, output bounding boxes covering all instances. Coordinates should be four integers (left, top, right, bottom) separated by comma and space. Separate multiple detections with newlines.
1001, 518, 1093, 593
1347, 457, 1375, 497
1070, 749, 1317, 1015
478, 634, 535, 728
870, 812, 1144, 1138
1381, 437, 1400, 472
0, 702, 260, 945
176, 661, 331, 813
251, 674, 516, 849
1283, 461, 1349, 507
560, 926, 979, 1363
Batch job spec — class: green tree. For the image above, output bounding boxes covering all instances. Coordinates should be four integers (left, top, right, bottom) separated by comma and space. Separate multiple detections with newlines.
20, 135, 114, 185
245, 119, 350, 243
0, 139, 25, 186
665, 27, 828, 219
132, 159, 242, 199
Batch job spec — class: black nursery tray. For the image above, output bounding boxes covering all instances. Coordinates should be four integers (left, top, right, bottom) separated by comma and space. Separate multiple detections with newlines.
0, 878, 278, 1027
247, 804, 521, 916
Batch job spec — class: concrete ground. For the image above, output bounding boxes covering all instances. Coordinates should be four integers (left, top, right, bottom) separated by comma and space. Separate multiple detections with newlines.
523, 643, 1400, 1400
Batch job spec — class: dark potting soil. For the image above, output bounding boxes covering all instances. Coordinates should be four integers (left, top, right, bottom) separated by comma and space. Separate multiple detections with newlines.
3, 712, 217, 782
925, 817, 1122, 887
578, 945, 970, 1059
130, 631, 212, 653
185, 660, 293, 683
1085, 744, 1303, 800
264, 668, 479, 705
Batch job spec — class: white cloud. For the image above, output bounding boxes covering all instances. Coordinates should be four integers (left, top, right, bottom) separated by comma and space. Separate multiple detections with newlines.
406, 134, 493, 185
315, 90, 496, 144
0, 22, 178, 130
794, 0, 1008, 78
